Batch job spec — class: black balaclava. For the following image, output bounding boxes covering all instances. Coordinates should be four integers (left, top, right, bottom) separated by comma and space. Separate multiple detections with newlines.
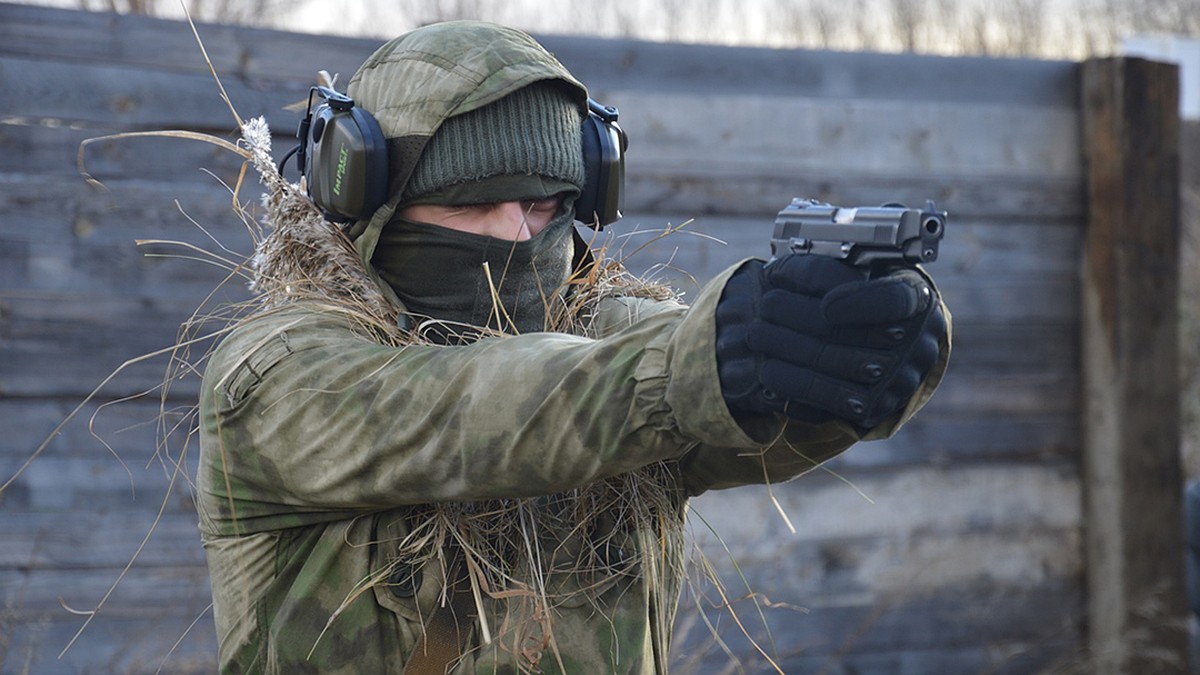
371, 83, 587, 343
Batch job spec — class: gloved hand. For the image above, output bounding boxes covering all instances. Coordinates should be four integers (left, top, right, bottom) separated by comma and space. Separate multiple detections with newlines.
715, 254, 946, 429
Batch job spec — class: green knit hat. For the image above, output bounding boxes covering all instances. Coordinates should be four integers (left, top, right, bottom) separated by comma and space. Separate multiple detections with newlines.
401, 82, 586, 204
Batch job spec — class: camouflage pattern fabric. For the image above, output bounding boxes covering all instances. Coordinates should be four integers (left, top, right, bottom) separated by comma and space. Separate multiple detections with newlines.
197, 262, 949, 673
195, 21, 952, 675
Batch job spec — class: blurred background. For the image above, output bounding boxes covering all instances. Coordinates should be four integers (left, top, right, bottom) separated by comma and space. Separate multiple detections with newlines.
18, 0, 1200, 58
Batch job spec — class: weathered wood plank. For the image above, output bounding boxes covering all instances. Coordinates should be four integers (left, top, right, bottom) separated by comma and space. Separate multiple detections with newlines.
944, 322, 1076, 371
0, 297, 1076, 418
3, 611, 217, 675
603, 211, 1083, 302
3, 407, 1080, 486
2, 527, 1086, 673
1, 561, 216, 675
690, 464, 1082, 545
0, 3, 1081, 110
683, 641, 1083, 675
0, 231, 254, 305
7, 173, 1082, 313
2, 173, 1085, 324
1, 511, 205, 570
1, 566, 214, 622
0, 397, 1077, 495
834, 412, 1078, 468
4, 56, 1082, 225
0, 2, 375, 84
0, 438, 199, 508
1, 574, 1079, 675
1, 511, 1085, 673
1, 397, 178, 457
1, 66, 1082, 219
675, 582, 1083, 671
1, 183, 1081, 400
618, 93, 1081, 178
0, 55, 304, 132
5, 149, 1081, 246
542, 36, 1082, 109
0, 122, 269, 185
3, 123, 1086, 223
0, 173, 266, 252
0, 292, 216, 399
679, 469, 1085, 663
1080, 57, 1190, 674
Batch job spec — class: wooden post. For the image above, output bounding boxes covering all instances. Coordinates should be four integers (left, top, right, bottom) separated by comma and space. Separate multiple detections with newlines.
1081, 57, 1189, 674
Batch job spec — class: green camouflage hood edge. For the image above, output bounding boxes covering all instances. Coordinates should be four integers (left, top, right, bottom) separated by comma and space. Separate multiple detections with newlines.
343, 20, 589, 276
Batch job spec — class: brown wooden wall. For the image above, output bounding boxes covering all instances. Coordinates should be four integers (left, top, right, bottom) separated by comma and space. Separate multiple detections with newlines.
0, 3, 1187, 673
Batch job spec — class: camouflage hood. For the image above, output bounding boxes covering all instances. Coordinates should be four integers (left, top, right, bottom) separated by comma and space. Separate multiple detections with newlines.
343, 21, 589, 273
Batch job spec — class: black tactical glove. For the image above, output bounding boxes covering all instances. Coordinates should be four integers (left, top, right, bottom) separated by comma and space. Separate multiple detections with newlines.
715, 254, 946, 429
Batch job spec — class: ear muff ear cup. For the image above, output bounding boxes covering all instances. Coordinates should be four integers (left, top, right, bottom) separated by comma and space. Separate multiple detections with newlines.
302, 88, 389, 223
577, 99, 627, 229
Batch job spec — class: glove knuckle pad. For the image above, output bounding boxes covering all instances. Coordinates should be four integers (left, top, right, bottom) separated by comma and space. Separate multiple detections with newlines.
759, 291, 826, 332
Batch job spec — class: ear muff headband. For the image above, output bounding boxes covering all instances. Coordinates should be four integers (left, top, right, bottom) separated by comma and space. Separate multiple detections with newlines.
290, 88, 626, 228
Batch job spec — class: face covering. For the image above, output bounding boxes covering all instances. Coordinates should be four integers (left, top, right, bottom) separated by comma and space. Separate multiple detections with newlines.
372, 207, 577, 344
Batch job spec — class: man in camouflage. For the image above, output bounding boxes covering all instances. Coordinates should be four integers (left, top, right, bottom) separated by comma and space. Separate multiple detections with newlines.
197, 20, 950, 674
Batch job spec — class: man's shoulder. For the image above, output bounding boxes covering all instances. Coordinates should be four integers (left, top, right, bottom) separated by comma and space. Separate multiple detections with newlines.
205, 303, 372, 378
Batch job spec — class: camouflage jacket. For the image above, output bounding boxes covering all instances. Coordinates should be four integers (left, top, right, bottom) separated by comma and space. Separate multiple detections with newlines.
195, 21, 950, 675
197, 261, 948, 674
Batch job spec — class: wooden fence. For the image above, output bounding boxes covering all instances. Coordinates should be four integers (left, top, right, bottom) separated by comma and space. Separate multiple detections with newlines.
0, 3, 1189, 673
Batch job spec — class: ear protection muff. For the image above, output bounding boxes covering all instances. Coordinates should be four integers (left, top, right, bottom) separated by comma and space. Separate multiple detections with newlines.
577, 99, 628, 229
292, 86, 389, 223
283, 88, 627, 228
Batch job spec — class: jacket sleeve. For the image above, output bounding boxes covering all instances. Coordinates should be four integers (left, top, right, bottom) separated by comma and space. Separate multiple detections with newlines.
198, 263, 949, 535
586, 264, 953, 498
197, 282, 765, 535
